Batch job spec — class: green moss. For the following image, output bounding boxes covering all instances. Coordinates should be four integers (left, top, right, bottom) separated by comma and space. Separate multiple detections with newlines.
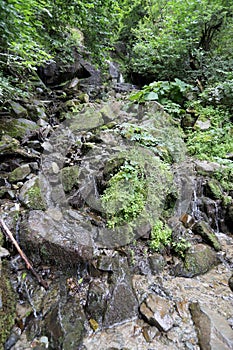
61, 165, 79, 193
101, 159, 147, 228
206, 179, 223, 200
27, 179, 46, 210
0, 118, 39, 140
150, 220, 172, 252
0, 263, 16, 348
222, 195, 232, 207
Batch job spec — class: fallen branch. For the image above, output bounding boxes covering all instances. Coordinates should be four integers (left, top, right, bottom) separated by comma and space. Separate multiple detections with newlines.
0, 218, 48, 290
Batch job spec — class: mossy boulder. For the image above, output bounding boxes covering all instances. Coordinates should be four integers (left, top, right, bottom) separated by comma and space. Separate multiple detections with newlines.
9, 101, 28, 118
68, 107, 104, 131
205, 179, 223, 200
8, 164, 31, 183
174, 244, 219, 277
192, 221, 221, 251
0, 117, 39, 140
19, 176, 46, 210
61, 165, 80, 192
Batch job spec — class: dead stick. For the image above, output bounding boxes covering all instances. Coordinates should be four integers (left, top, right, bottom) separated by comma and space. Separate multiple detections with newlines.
0, 218, 48, 290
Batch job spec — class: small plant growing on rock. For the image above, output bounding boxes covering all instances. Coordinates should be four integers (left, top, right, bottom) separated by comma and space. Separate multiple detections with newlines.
101, 159, 147, 228
149, 220, 172, 252
172, 237, 191, 258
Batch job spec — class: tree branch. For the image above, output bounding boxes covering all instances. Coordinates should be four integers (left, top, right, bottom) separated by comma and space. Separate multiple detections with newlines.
0, 218, 48, 290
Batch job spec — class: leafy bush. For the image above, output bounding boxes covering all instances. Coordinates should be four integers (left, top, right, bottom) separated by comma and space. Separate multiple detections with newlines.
200, 80, 233, 110
129, 79, 193, 118
185, 106, 233, 161
149, 220, 172, 252
101, 149, 174, 230
101, 159, 147, 228
172, 237, 191, 258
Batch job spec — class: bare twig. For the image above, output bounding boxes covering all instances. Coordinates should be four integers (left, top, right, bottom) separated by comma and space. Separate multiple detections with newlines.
0, 218, 48, 290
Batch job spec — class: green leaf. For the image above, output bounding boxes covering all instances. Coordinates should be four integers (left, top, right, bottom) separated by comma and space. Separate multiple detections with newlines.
144, 91, 159, 101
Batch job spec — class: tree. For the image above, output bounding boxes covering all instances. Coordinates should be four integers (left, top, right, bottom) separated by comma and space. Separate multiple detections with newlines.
122, 0, 233, 85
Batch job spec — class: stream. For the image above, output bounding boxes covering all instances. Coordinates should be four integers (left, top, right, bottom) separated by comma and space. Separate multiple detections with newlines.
0, 61, 233, 350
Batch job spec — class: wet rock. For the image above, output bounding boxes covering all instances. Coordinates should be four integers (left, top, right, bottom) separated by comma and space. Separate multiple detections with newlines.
148, 253, 166, 275
113, 83, 138, 93
37, 52, 100, 88
190, 302, 233, 350
181, 113, 197, 129
174, 244, 219, 277
21, 210, 94, 265
139, 294, 174, 332
201, 197, 221, 232
85, 279, 110, 326
19, 176, 46, 210
103, 257, 138, 327
192, 221, 221, 251
205, 179, 223, 200
97, 255, 117, 272
0, 117, 39, 139
195, 160, 222, 174
26, 100, 47, 121
225, 204, 233, 231
9, 101, 28, 118
8, 164, 31, 183
43, 299, 85, 350
61, 165, 80, 192
96, 226, 135, 248
228, 275, 233, 292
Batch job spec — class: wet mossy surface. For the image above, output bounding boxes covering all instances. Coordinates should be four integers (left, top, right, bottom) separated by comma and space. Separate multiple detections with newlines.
0, 262, 16, 349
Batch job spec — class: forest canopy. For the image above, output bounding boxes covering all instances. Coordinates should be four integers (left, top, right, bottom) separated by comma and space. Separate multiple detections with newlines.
0, 0, 233, 101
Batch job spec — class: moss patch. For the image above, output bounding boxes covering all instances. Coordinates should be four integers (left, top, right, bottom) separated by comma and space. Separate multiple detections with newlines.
61, 165, 79, 193
0, 263, 16, 348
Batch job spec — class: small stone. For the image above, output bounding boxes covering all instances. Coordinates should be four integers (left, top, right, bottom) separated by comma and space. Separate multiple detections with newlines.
89, 318, 99, 331
0, 247, 10, 258
68, 77, 79, 89
52, 162, 60, 174
9, 101, 28, 118
140, 294, 174, 332
8, 164, 31, 183
194, 119, 211, 130
42, 141, 54, 152
179, 213, 194, 228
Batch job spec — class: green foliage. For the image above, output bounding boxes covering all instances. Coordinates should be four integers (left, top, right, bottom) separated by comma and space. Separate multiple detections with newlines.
101, 159, 147, 228
123, 0, 233, 83
172, 237, 191, 258
101, 148, 174, 231
200, 80, 233, 110
129, 79, 193, 118
0, 73, 29, 103
185, 105, 233, 161
149, 220, 172, 252
213, 165, 233, 191
130, 79, 192, 104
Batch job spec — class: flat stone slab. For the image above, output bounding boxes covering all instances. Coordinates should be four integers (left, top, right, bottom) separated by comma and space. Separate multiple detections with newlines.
190, 302, 233, 350
21, 210, 95, 265
140, 294, 174, 332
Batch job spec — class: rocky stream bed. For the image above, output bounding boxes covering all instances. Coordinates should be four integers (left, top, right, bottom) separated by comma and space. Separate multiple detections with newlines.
0, 58, 233, 350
